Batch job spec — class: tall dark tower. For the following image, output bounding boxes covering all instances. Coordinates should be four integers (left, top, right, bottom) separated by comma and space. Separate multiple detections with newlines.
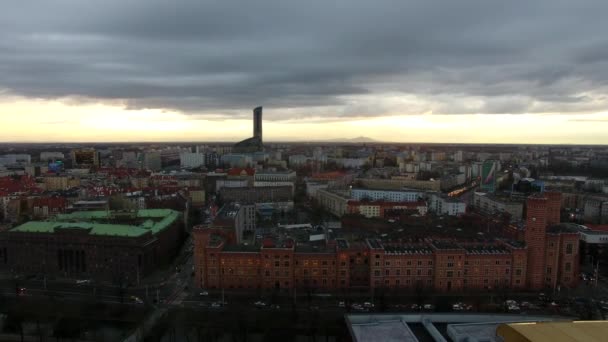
253, 106, 263, 141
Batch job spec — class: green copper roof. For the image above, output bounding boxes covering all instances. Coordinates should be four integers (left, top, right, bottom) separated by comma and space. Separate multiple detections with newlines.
10, 209, 181, 238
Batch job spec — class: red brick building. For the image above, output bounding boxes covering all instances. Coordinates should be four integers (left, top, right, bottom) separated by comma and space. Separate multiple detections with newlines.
524, 191, 579, 290
194, 191, 579, 293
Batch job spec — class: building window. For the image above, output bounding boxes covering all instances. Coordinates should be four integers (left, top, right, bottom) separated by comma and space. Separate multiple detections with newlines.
566, 244, 573, 254
565, 262, 571, 271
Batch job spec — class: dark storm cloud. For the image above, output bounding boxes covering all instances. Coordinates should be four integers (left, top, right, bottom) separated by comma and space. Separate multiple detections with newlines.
1, 0, 608, 119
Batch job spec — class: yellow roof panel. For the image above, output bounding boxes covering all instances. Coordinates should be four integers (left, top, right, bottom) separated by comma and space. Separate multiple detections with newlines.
498, 321, 608, 342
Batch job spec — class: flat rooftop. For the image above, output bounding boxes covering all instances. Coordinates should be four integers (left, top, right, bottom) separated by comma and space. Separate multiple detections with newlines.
349, 319, 418, 342
10, 209, 180, 237
223, 244, 260, 253
430, 241, 463, 250
464, 245, 510, 255
547, 223, 582, 234
383, 245, 433, 255
347, 313, 566, 342
497, 320, 608, 342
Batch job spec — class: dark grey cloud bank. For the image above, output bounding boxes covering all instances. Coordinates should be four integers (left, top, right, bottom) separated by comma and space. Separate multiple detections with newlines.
1, 0, 608, 120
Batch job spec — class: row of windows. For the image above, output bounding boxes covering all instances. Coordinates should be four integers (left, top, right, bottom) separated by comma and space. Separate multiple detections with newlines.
374, 269, 433, 277
374, 279, 432, 287
378, 260, 434, 266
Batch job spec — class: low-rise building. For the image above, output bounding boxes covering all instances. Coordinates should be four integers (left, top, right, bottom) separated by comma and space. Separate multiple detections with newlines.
0, 209, 184, 282
473, 192, 524, 222
316, 189, 351, 217
428, 193, 467, 216
352, 188, 423, 202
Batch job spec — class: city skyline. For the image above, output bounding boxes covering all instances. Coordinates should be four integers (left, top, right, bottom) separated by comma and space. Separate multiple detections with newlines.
2, 1, 608, 144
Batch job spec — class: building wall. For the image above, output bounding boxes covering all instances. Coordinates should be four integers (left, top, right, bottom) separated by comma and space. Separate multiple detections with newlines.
316, 189, 350, 217
545, 191, 562, 226
429, 194, 467, 216
355, 178, 441, 191
220, 186, 293, 204
352, 188, 423, 202
525, 196, 548, 290
180, 152, 206, 168
44, 176, 69, 191
433, 249, 465, 292
473, 192, 524, 222
463, 253, 513, 290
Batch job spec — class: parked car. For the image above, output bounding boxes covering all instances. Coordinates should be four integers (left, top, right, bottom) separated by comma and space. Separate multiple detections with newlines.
254, 300, 267, 308
131, 296, 144, 304
452, 302, 472, 311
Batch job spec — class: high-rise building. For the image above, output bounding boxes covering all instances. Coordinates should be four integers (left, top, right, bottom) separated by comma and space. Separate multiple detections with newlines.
253, 106, 263, 140
480, 160, 497, 193
180, 152, 206, 168
233, 106, 264, 153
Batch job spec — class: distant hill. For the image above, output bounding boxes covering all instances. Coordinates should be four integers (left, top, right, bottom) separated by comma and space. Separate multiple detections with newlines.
323, 136, 381, 143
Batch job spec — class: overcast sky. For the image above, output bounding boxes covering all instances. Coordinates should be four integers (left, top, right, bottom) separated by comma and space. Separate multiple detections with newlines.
1, 0, 608, 143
